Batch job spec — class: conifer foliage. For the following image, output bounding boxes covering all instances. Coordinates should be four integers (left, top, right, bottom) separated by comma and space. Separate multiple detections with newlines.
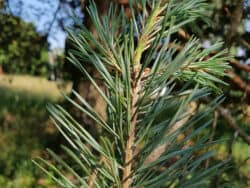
35, 0, 231, 187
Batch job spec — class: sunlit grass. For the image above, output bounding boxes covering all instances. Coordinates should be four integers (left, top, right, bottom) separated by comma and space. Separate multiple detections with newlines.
0, 74, 72, 100
0, 74, 71, 188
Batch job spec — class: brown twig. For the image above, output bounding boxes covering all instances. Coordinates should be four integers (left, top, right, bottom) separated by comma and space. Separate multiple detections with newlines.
122, 65, 142, 188
201, 98, 250, 145
87, 156, 105, 188
218, 106, 250, 145
227, 70, 250, 96
229, 59, 250, 72
239, 39, 250, 51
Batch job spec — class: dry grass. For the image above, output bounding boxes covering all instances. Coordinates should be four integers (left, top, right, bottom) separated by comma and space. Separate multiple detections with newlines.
0, 74, 72, 100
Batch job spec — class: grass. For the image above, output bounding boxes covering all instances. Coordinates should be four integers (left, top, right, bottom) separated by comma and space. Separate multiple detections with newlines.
0, 74, 71, 188
0, 74, 71, 100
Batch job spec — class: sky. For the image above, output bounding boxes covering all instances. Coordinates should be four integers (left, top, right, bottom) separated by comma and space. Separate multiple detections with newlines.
6, 0, 250, 50
8, 0, 78, 49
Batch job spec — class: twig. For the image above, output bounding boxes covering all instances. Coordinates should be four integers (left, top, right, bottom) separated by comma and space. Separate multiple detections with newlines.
227, 70, 250, 96
46, 1, 61, 37
238, 157, 250, 170
229, 59, 250, 72
87, 156, 105, 188
218, 106, 250, 145
239, 38, 250, 51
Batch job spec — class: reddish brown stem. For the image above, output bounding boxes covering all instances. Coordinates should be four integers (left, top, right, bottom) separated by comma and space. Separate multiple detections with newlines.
228, 70, 250, 95
229, 59, 250, 72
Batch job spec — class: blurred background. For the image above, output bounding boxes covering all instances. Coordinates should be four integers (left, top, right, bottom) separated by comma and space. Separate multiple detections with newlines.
0, 0, 250, 187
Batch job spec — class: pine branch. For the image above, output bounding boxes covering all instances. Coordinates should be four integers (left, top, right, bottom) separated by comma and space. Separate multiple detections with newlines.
35, 1, 232, 187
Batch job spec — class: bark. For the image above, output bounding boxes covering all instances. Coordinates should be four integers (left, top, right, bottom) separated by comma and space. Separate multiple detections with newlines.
226, 0, 244, 47
64, 0, 111, 137
64, 0, 133, 136
227, 70, 250, 102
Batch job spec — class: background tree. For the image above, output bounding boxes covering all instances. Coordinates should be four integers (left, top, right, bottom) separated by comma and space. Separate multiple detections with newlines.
0, 13, 48, 75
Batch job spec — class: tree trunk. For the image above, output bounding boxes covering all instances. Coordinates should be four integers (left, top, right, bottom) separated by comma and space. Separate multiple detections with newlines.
65, 0, 133, 137
64, 0, 111, 137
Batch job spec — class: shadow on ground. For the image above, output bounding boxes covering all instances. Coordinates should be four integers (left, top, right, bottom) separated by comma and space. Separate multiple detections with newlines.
0, 75, 71, 188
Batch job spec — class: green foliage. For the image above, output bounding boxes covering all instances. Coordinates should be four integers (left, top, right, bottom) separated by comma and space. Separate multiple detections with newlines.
36, 0, 231, 187
0, 95, 53, 187
0, 76, 66, 188
0, 13, 49, 75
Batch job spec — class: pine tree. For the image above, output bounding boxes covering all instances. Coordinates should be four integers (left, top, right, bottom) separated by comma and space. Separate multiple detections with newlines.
34, 0, 231, 187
